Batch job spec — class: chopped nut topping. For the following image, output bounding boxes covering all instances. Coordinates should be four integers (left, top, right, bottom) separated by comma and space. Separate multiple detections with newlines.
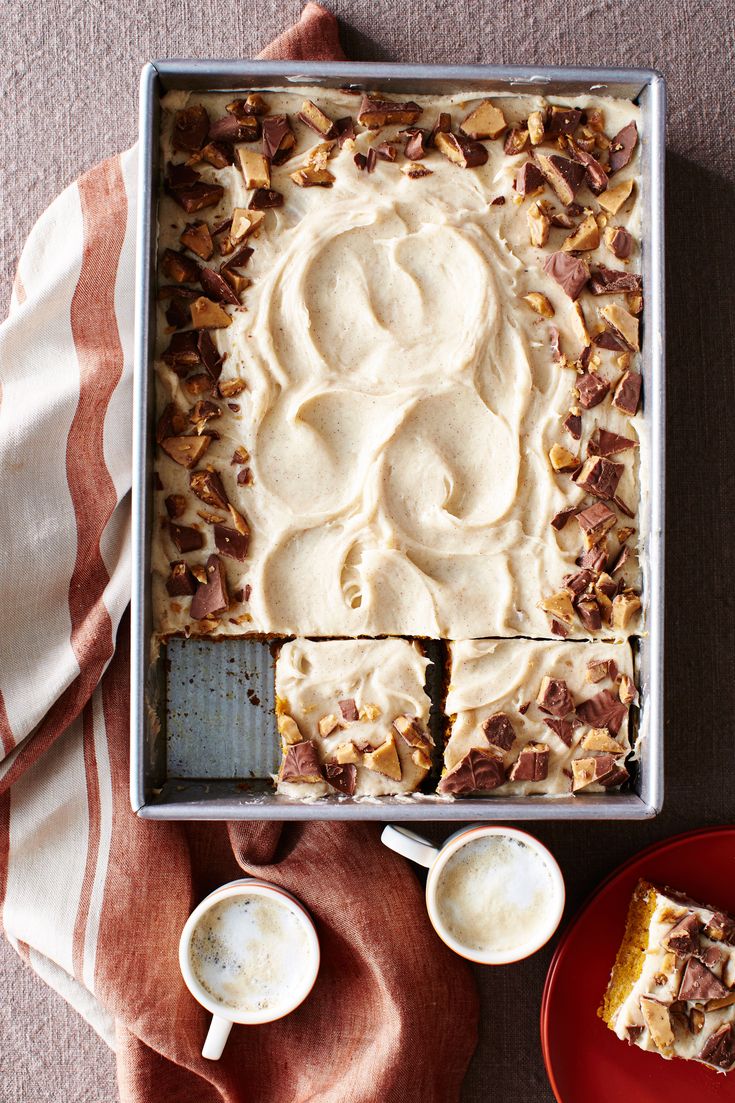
363, 733, 402, 780
528, 201, 550, 247
160, 435, 211, 469
400, 162, 433, 179
561, 214, 600, 252
459, 99, 506, 140
218, 378, 246, 399
236, 147, 271, 189
290, 165, 335, 188
318, 713, 342, 737
277, 714, 303, 745
549, 443, 579, 472
523, 291, 555, 318
190, 297, 232, 329
297, 99, 337, 138
598, 178, 634, 214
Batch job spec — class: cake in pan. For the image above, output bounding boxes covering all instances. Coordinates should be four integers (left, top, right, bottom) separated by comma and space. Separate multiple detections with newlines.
601, 881, 735, 1073
152, 86, 644, 643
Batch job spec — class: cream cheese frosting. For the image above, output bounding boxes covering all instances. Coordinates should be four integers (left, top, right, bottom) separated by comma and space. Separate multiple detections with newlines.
607, 884, 735, 1070
274, 637, 431, 798
443, 638, 635, 796
152, 86, 643, 641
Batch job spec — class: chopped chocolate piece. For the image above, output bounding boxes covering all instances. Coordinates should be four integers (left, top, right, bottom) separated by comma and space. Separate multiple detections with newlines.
262, 114, 296, 164
550, 619, 570, 637
190, 469, 228, 511
190, 554, 229, 619
586, 659, 614, 683
161, 248, 201, 284
353, 152, 368, 171
403, 127, 428, 160
609, 121, 638, 173
213, 523, 249, 562
598, 763, 629, 789
209, 114, 259, 143
576, 501, 617, 543
568, 145, 609, 195
503, 128, 529, 156
612, 370, 642, 415
434, 131, 488, 169
550, 507, 577, 531
165, 295, 192, 328
437, 748, 505, 796
576, 456, 623, 500
427, 111, 452, 148
589, 265, 643, 295
705, 912, 735, 945
375, 142, 397, 162
194, 330, 222, 384
610, 545, 633, 577
459, 100, 506, 140
589, 428, 637, 457
576, 371, 609, 409
678, 957, 729, 1002
227, 95, 269, 120
339, 698, 359, 722
575, 596, 602, 632
563, 412, 582, 440
544, 252, 589, 300
625, 1026, 644, 1045
594, 331, 626, 352
173, 105, 209, 152
169, 182, 225, 214
563, 568, 595, 595
576, 688, 627, 734
492, 196, 506, 205
602, 302, 639, 351
533, 152, 586, 205
547, 106, 582, 136
662, 912, 703, 958
357, 96, 421, 128
509, 741, 550, 782
162, 331, 201, 374
537, 676, 575, 717
194, 141, 234, 169
365, 147, 378, 173
220, 244, 254, 273
199, 268, 240, 305
166, 161, 200, 189
481, 712, 517, 752
515, 161, 545, 196
543, 717, 578, 747
157, 403, 188, 443
335, 116, 356, 146
700, 1022, 735, 1070
189, 400, 221, 434
324, 762, 357, 796
550, 325, 563, 362
166, 560, 197, 597
280, 741, 323, 784
297, 99, 337, 138
578, 544, 609, 572
180, 221, 214, 261
160, 435, 211, 469
168, 522, 203, 553
164, 493, 186, 519
248, 187, 284, 210
571, 753, 617, 791
605, 226, 634, 260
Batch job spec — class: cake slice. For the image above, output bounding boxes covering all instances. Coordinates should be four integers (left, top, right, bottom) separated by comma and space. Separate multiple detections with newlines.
439, 639, 635, 797
600, 880, 735, 1072
274, 638, 433, 798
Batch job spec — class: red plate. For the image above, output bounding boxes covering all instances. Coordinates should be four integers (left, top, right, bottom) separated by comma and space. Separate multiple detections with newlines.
541, 826, 735, 1102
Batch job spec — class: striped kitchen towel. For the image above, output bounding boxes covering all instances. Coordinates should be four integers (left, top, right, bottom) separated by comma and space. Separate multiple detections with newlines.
0, 5, 478, 1102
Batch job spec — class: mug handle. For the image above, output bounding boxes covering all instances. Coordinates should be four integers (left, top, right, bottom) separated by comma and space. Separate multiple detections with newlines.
202, 1013, 233, 1060
381, 825, 440, 869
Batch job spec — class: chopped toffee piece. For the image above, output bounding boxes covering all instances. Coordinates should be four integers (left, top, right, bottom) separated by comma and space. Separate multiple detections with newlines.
509, 741, 550, 782
166, 561, 197, 597
434, 131, 489, 169
160, 434, 211, 469
363, 734, 402, 780
297, 99, 337, 138
590, 265, 643, 295
576, 371, 609, 408
172, 105, 209, 152
357, 96, 421, 128
280, 740, 323, 784
536, 676, 574, 717
180, 221, 214, 261
533, 152, 586, 206
169, 522, 203, 553
190, 554, 229, 619
261, 114, 296, 163
190, 469, 228, 510
459, 100, 506, 140
438, 748, 505, 795
324, 762, 357, 796
612, 370, 642, 415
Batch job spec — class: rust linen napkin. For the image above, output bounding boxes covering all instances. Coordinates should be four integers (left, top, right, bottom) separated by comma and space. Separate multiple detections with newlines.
0, 5, 478, 1101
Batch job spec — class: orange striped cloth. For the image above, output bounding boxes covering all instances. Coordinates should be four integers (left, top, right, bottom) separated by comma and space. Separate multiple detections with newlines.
0, 5, 478, 1101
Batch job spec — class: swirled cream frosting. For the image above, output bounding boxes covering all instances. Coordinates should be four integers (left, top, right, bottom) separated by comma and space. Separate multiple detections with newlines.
153, 86, 642, 640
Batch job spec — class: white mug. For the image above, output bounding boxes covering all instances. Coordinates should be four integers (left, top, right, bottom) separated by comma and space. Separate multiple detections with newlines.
381, 825, 565, 965
178, 878, 320, 1060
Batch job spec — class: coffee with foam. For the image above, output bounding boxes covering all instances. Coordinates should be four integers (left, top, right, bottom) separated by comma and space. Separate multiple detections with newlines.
189, 892, 314, 1013
434, 835, 555, 955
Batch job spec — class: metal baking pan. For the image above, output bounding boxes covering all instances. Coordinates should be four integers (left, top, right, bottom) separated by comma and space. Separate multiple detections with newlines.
131, 60, 665, 821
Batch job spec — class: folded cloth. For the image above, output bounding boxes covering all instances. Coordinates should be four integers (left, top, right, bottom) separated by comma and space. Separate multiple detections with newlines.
0, 5, 478, 1101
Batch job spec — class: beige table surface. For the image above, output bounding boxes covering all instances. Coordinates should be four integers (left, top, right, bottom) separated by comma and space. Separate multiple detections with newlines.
2, 1, 734, 1101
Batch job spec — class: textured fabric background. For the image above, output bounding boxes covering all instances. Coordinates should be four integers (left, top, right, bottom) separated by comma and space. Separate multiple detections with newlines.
1, 1, 734, 1101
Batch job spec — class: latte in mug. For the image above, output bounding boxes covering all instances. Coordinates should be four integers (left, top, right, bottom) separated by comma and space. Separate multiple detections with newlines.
189, 891, 315, 1014
434, 834, 558, 958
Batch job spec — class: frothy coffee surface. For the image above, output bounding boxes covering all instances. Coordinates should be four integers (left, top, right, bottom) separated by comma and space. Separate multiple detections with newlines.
189, 893, 313, 1013
435, 835, 554, 954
